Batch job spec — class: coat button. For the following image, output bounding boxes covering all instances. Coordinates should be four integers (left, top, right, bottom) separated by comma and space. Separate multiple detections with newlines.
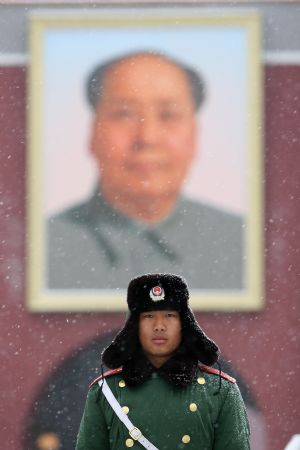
182, 434, 191, 444
189, 403, 197, 412
197, 377, 205, 385
126, 438, 134, 447
122, 406, 130, 414
119, 380, 126, 388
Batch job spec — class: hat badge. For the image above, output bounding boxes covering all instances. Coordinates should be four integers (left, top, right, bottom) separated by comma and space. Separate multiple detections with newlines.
150, 286, 165, 301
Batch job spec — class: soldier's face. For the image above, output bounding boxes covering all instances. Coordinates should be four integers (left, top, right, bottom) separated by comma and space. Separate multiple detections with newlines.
139, 310, 182, 368
90, 55, 197, 202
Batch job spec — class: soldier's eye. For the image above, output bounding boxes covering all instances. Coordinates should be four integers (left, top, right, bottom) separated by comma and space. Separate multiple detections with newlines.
143, 314, 153, 319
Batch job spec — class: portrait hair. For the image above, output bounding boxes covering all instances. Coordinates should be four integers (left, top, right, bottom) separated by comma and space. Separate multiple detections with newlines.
86, 49, 206, 112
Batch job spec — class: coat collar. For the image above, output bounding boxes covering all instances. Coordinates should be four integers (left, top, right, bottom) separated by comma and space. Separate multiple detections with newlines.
121, 346, 198, 388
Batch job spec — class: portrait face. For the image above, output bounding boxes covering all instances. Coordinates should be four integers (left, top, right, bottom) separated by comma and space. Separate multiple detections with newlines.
90, 54, 197, 206
139, 310, 182, 367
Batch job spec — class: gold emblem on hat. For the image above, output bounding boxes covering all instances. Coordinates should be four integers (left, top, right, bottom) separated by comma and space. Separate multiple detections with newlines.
150, 286, 165, 301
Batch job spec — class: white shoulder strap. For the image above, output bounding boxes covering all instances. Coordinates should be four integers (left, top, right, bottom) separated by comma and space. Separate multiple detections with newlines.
98, 378, 159, 450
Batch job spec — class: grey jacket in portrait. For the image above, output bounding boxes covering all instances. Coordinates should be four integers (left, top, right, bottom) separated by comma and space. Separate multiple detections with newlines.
47, 190, 244, 289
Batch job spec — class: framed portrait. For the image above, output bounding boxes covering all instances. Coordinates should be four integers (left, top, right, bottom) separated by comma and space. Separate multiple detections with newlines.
27, 8, 264, 312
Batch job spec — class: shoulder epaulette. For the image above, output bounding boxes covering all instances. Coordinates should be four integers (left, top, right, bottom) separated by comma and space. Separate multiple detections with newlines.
89, 367, 123, 389
199, 364, 236, 384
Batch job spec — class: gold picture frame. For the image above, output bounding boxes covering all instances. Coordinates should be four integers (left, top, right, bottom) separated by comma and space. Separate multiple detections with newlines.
27, 9, 263, 312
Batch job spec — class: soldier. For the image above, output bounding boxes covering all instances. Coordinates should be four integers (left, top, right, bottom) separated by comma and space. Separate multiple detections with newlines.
75, 273, 250, 449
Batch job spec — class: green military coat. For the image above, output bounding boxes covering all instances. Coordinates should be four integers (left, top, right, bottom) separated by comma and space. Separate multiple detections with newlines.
75, 366, 250, 450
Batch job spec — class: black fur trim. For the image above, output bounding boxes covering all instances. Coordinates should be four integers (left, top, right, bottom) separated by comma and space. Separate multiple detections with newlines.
121, 350, 154, 387
158, 345, 199, 387
102, 307, 219, 370
181, 308, 219, 366
102, 313, 139, 368
122, 346, 199, 388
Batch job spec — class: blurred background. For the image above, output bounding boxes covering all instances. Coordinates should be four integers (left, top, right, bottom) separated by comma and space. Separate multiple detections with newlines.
0, 1, 299, 450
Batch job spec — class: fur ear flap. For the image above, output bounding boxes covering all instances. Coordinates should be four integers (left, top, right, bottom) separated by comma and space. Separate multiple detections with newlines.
182, 308, 220, 366
102, 314, 139, 368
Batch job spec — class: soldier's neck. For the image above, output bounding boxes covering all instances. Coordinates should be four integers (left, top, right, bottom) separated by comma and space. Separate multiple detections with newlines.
147, 354, 171, 368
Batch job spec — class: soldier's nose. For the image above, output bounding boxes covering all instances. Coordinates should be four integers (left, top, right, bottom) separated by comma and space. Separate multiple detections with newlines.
154, 321, 166, 331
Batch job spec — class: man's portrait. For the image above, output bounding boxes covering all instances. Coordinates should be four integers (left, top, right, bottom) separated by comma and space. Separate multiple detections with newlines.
28, 13, 263, 311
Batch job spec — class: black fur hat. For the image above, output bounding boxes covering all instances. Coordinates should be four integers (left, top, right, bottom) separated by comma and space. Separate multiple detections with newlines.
127, 273, 189, 313
102, 273, 219, 375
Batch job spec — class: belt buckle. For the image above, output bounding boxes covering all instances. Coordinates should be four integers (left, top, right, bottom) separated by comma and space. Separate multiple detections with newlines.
129, 427, 142, 440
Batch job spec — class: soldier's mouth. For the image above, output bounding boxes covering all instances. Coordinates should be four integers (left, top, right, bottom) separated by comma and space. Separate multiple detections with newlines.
152, 338, 167, 345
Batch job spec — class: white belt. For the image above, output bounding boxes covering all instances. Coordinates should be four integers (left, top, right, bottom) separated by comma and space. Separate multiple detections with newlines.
98, 378, 159, 450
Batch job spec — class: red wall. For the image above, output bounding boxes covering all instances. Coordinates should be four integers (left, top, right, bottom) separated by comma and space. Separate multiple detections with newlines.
0, 65, 299, 450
